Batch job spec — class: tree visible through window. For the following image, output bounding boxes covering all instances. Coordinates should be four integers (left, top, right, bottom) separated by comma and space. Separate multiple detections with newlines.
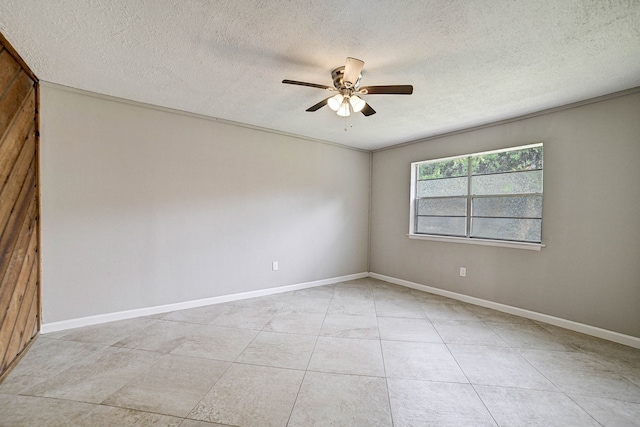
411, 144, 543, 243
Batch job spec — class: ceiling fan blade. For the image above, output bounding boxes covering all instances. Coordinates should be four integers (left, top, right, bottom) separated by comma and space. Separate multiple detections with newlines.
359, 85, 413, 95
306, 97, 331, 112
282, 79, 334, 90
361, 103, 376, 116
344, 57, 364, 88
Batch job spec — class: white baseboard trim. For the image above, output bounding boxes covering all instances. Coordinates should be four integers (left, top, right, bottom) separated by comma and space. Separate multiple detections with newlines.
41, 272, 368, 334
369, 272, 640, 349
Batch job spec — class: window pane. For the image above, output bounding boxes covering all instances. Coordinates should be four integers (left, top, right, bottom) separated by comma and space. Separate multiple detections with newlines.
417, 177, 468, 197
417, 198, 467, 216
472, 146, 543, 175
472, 195, 542, 218
471, 218, 541, 242
471, 170, 542, 195
416, 216, 466, 236
418, 158, 468, 179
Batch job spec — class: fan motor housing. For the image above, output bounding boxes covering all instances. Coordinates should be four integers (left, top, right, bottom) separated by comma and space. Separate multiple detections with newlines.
331, 66, 362, 91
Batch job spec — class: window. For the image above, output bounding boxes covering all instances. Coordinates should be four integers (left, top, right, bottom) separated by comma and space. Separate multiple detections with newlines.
409, 144, 543, 247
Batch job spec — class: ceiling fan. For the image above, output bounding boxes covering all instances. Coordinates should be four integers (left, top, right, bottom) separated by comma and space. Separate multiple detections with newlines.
282, 57, 413, 117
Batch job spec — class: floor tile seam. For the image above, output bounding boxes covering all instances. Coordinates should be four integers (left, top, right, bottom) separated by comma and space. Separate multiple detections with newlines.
561, 388, 640, 405
231, 360, 309, 373
373, 297, 382, 318
426, 319, 449, 352
625, 375, 640, 389
482, 321, 565, 350
438, 339, 514, 352
17, 388, 97, 403
442, 341, 476, 390
498, 351, 593, 401
480, 320, 513, 347
377, 337, 444, 344
464, 381, 565, 393
561, 394, 606, 427
385, 377, 474, 387
6, 392, 102, 407
373, 296, 420, 304
0, 375, 48, 396
180, 357, 237, 422
274, 309, 330, 316
227, 327, 265, 366
375, 313, 396, 427
159, 351, 238, 366
497, 343, 576, 352
285, 308, 328, 427
262, 327, 322, 337
479, 318, 536, 325
196, 324, 265, 334
384, 377, 397, 427
445, 342, 525, 351
473, 383, 603, 426
425, 318, 495, 327
466, 382, 505, 427
566, 391, 640, 406
154, 318, 222, 326
516, 349, 609, 380
285, 367, 309, 427
13, 347, 125, 396
96, 399, 189, 420
319, 334, 381, 341
323, 311, 378, 318
53, 337, 137, 347
305, 367, 386, 379
109, 344, 176, 358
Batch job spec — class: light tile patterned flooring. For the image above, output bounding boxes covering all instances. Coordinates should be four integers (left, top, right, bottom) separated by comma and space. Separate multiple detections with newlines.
1, 278, 640, 426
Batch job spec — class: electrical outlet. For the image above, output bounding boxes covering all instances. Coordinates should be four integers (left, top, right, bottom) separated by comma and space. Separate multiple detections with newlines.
272, 261, 278, 271
460, 267, 466, 277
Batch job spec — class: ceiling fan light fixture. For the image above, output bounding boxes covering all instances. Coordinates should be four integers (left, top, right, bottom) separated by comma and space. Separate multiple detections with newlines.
337, 99, 351, 117
349, 95, 366, 113
283, 56, 413, 119
327, 94, 344, 111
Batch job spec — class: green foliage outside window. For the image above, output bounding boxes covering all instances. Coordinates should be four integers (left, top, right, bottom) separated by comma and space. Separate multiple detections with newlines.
418, 158, 468, 180
418, 147, 542, 180
472, 147, 543, 175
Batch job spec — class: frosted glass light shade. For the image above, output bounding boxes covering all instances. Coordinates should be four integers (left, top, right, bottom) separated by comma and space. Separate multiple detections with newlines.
349, 95, 366, 112
327, 94, 344, 111
337, 99, 351, 117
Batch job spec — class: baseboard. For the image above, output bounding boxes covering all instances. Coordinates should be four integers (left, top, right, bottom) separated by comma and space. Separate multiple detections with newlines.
41, 272, 368, 334
369, 272, 640, 349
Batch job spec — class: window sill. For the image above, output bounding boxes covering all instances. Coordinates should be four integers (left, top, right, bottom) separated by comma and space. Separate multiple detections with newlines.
407, 233, 544, 251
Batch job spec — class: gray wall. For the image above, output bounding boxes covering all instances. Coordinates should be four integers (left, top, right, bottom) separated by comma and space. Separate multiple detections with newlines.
39, 85, 370, 323
370, 91, 640, 338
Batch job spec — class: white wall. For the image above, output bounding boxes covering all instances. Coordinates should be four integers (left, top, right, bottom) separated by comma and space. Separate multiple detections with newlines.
38, 83, 640, 340
371, 91, 640, 338
39, 84, 370, 323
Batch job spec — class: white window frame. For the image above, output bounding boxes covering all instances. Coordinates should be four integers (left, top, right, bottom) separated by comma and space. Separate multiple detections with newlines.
408, 143, 545, 251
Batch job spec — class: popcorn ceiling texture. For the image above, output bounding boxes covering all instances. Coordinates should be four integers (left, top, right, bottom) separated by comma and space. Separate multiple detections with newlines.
1, 0, 639, 150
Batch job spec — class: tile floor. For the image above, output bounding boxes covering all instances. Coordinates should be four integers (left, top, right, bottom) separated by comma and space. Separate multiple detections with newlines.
1, 278, 640, 426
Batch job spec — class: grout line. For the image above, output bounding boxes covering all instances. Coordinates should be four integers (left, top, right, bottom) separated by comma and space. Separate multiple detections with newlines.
375, 306, 396, 427
285, 290, 332, 426
444, 337, 501, 426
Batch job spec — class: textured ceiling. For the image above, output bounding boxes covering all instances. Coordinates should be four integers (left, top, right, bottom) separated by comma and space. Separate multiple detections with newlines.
1, 0, 639, 150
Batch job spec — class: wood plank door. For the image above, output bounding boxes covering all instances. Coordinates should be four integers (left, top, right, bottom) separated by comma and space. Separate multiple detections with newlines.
0, 33, 40, 383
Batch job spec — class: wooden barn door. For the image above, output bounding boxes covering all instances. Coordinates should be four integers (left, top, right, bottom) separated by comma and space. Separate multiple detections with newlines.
0, 33, 40, 383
